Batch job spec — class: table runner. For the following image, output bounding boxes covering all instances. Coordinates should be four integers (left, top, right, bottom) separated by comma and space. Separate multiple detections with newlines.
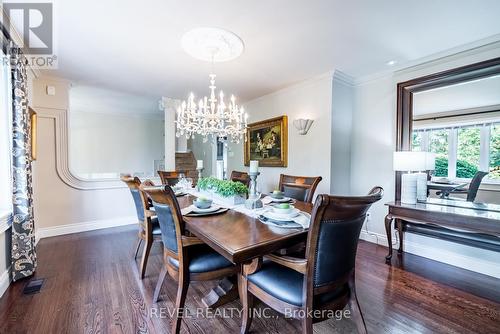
184, 189, 310, 228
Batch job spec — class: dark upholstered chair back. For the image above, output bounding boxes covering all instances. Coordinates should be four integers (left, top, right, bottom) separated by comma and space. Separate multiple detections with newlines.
158, 170, 181, 186
467, 171, 488, 202
121, 176, 148, 222
230, 171, 250, 187
279, 174, 322, 203
140, 185, 185, 255
305, 187, 383, 288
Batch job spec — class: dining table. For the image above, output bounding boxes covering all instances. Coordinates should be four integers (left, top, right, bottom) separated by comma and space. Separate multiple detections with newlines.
175, 192, 313, 308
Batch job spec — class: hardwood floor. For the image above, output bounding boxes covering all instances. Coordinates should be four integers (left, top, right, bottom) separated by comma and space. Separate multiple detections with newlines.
0, 225, 498, 334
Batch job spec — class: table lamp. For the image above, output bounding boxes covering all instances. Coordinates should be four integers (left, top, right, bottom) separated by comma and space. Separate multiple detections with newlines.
393, 151, 427, 204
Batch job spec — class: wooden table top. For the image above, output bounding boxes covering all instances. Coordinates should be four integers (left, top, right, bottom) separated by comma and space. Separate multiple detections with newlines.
177, 195, 312, 264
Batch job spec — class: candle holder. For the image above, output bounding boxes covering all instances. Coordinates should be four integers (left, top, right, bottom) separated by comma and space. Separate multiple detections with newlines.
245, 172, 263, 209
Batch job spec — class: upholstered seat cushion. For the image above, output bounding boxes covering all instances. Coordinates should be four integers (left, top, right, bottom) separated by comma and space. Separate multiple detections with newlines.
151, 217, 161, 235
168, 245, 234, 273
247, 261, 347, 306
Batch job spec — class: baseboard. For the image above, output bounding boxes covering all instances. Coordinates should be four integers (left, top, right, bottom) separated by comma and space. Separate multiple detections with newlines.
359, 230, 500, 278
36, 216, 136, 242
0, 266, 11, 299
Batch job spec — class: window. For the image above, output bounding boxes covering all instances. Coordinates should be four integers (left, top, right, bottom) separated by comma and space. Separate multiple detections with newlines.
0, 49, 13, 216
413, 121, 500, 181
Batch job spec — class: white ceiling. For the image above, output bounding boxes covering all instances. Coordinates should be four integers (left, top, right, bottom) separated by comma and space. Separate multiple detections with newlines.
46, 0, 500, 101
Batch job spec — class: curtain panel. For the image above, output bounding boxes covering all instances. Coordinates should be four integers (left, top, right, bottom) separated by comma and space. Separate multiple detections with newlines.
10, 46, 36, 281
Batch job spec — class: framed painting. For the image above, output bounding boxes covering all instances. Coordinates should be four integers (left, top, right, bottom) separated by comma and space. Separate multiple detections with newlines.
244, 115, 288, 167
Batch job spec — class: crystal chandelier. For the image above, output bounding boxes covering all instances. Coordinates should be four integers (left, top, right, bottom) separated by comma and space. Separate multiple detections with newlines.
176, 73, 247, 143
177, 27, 247, 143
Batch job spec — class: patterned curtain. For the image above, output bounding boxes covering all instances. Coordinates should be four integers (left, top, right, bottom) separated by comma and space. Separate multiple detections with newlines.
10, 46, 36, 281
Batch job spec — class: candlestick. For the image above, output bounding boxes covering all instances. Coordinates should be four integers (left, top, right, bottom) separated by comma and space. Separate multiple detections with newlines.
245, 172, 263, 209
196, 167, 204, 190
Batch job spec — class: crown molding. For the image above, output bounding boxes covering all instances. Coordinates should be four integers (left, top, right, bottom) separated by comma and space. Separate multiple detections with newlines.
351, 34, 500, 86
332, 70, 356, 87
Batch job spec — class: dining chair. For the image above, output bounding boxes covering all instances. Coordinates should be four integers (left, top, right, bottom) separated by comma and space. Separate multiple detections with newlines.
121, 176, 162, 279
279, 174, 322, 203
230, 170, 251, 187
158, 170, 181, 186
140, 184, 238, 334
239, 187, 384, 334
437, 171, 488, 202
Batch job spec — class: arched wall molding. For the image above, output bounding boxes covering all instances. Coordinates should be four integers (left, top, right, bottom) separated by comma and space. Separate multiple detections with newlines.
36, 107, 160, 190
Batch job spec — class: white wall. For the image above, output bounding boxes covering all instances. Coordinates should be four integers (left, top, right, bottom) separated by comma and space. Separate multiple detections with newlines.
351, 44, 500, 278
70, 111, 164, 176
32, 77, 139, 239
227, 74, 334, 196
69, 85, 164, 177
190, 136, 215, 177
331, 73, 354, 194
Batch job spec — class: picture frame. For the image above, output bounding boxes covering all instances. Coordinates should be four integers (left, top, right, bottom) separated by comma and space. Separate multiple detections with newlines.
244, 115, 288, 167
29, 107, 37, 161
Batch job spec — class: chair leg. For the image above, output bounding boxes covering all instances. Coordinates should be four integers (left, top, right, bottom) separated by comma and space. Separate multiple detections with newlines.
139, 239, 153, 279
153, 266, 168, 303
301, 314, 313, 334
172, 271, 189, 334
238, 274, 254, 334
134, 238, 143, 259
348, 276, 367, 334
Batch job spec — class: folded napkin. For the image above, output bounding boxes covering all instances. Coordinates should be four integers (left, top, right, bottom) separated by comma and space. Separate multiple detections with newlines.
260, 211, 311, 229
293, 212, 311, 228
261, 196, 274, 205
181, 206, 194, 215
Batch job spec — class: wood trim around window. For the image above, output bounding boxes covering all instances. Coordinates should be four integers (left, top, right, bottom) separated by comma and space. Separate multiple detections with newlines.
395, 57, 500, 201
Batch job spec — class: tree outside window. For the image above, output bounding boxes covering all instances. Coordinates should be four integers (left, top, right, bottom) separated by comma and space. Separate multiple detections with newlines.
456, 127, 480, 178
429, 129, 449, 177
490, 124, 500, 179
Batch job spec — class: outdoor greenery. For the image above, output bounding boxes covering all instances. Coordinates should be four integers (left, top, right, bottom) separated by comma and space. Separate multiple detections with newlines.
413, 125, 500, 179
490, 124, 500, 179
197, 177, 248, 197
434, 156, 478, 178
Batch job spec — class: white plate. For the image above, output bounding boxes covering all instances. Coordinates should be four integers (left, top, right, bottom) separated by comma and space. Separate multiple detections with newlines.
270, 196, 292, 203
264, 208, 300, 221
190, 204, 221, 213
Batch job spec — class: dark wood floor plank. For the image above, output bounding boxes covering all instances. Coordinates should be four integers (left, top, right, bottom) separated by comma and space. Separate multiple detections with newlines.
0, 225, 498, 334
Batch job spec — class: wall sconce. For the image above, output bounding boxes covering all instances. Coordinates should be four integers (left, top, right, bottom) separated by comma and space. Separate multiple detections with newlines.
293, 118, 314, 135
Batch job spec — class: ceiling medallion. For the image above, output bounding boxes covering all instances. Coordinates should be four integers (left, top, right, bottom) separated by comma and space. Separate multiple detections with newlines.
176, 28, 247, 143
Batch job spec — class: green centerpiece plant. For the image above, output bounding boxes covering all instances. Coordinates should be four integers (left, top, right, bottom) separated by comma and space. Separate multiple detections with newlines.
197, 177, 248, 198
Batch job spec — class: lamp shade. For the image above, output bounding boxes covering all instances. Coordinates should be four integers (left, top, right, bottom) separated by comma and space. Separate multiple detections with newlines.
425, 152, 436, 171
393, 151, 427, 172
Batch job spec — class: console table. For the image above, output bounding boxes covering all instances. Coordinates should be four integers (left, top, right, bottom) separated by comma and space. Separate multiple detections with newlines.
384, 199, 500, 261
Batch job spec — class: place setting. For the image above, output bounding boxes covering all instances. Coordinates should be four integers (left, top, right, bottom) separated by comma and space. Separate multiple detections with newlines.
181, 196, 229, 217
257, 201, 311, 229
261, 189, 295, 204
